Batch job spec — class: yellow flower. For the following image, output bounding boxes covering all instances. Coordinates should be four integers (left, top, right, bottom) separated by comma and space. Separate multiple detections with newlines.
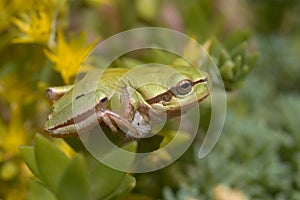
0, 104, 27, 158
0, 74, 34, 159
12, 7, 55, 46
45, 31, 100, 84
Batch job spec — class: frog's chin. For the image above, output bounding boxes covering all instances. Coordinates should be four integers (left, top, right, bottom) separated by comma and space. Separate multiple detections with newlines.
166, 92, 210, 117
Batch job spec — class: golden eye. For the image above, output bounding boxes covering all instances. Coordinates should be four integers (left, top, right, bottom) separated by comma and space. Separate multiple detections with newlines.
175, 79, 192, 95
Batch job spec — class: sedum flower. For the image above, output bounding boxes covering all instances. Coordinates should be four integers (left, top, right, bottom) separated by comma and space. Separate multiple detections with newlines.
0, 0, 32, 32
0, 74, 35, 160
0, 104, 27, 158
12, 6, 55, 46
44, 31, 99, 84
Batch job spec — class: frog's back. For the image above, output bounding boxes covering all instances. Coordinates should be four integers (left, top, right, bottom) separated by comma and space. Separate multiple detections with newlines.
50, 68, 129, 115
97, 67, 130, 91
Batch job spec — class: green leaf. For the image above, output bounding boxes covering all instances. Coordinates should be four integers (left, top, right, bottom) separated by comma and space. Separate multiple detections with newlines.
122, 140, 138, 152
107, 174, 136, 199
25, 180, 56, 200
162, 187, 176, 200
219, 49, 231, 67
160, 129, 191, 148
230, 42, 247, 60
220, 61, 234, 80
101, 141, 137, 170
19, 146, 41, 179
88, 155, 126, 199
233, 55, 242, 76
57, 155, 90, 200
34, 135, 70, 193
88, 142, 137, 199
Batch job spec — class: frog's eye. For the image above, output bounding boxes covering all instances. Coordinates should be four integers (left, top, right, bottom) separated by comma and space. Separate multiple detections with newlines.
175, 79, 193, 95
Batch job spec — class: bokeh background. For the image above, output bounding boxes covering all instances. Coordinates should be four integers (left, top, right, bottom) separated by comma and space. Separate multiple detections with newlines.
0, 0, 299, 199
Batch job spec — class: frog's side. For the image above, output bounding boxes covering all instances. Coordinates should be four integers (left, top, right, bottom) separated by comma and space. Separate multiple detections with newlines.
45, 60, 209, 138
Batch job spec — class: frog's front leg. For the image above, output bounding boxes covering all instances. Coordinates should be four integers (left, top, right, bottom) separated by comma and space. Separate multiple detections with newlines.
119, 86, 135, 120
96, 108, 140, 138
118, 87, 152, 138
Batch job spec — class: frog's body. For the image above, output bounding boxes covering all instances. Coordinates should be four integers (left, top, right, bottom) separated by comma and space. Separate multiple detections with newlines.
45, 60, 209, 138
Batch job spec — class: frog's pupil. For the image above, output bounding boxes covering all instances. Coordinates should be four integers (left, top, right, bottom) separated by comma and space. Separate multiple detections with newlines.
181, 83, 190, 89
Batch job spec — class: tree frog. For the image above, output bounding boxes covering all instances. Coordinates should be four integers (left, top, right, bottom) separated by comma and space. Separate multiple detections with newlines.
44, 59, 209, 138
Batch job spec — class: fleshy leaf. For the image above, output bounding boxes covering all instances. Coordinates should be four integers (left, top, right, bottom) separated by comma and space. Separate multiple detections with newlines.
89, 142, 137, 199
34, 135, 70, 193
57, 155, 90, 200
88, 155, 126, 199
107, 174, 136, 199
19, 146, 41, 179
25, 180, 56, 200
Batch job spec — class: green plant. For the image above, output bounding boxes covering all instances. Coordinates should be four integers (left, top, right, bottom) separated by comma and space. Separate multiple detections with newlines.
20, 135, 136, 200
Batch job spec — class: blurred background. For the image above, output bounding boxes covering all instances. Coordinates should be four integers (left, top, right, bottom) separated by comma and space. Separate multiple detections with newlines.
0, 0, 300, 199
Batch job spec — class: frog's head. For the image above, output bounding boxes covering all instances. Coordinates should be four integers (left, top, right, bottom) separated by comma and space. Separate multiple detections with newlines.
141, 60, 209, 116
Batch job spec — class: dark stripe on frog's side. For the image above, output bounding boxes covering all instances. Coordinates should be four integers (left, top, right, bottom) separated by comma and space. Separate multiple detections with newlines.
47, 98, 108, 132
146, 90, 174, 105
47, 77, 208, 133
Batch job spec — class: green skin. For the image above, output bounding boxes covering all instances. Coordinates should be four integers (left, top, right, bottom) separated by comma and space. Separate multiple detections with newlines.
44, 60, 209, 138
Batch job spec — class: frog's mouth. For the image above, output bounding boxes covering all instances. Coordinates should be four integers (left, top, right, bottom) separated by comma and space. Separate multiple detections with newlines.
165, 91, 210, 118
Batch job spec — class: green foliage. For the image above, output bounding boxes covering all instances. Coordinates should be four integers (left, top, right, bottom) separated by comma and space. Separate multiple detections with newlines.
20, 135, 136, 200
1, 0, 299, 199
206, 34, 258, 90
151, 30, 300, 200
